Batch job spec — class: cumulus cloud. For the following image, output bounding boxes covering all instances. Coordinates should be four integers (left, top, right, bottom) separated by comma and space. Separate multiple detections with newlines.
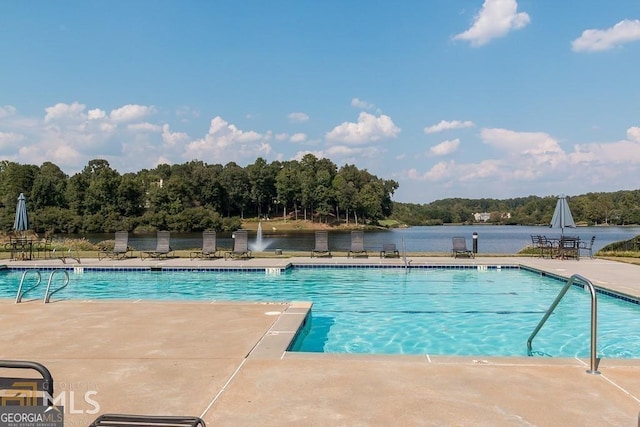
288, 112, 309, 123
87, 109, 106, 120
351, 97, 375, 110
184, 116, 271, 161
109, 104, 154, 122
430, 139, 460, 156
424, 120, 475, 134
572, 19, 640, 52
290, 133, 307, 143
325, 112, 400, 144
0, 131, 26, 151
44, 102, 87, 123
627, 126, 640, 142
453, 0, 530, 47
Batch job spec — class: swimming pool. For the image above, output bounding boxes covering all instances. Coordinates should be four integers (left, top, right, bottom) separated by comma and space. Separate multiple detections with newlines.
2, 266, 639, 358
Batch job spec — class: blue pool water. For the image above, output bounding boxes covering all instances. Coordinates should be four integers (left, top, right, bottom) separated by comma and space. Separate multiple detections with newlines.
2, 267, 639, 358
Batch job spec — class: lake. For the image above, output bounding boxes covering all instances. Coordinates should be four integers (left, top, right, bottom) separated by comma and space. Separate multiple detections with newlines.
73, 225, 640, 255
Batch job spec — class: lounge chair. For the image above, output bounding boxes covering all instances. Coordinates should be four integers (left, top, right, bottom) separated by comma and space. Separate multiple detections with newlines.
348, 231, 368, 258
0, 360, 55, 407
452, 237, 474, 258
224, 230, 251, 260
579, 236, 596, 259
380, 243, 400, 258
99, 231, 130, 260
141, 231, 174, 260
311, 230, 331, 257
190, 230, 219, 260
89, 414, 205, 426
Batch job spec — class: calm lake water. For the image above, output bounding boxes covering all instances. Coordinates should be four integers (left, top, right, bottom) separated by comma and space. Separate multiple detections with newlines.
74, 225, 640, 254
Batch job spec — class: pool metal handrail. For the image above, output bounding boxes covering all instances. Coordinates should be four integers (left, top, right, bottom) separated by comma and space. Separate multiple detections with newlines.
15, 270, 42, 303
44, 270, 70, 303
527, 273, 599, 375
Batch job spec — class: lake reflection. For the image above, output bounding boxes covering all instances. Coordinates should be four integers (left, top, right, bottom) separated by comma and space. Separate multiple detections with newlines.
73, 225, 640, 255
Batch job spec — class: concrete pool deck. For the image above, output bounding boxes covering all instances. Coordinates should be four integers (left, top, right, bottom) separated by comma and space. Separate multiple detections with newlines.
1, 255, 640, 426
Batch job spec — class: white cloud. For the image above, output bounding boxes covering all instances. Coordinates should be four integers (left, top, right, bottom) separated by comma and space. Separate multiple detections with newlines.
88, 108, 106, 120
453, 0, 530, 47
128, 122, 162, 132
184, 116, 271, 161
627, 126, 640, 142
290, 133, 307, 143
424, 120, 475, 134
0, 105, 17, 119
480, 128, 563, 156
326, 145, 381, 159
44, 102, 87, 123
288, 112, 309, 123
0, 131, 25, 150
351, 97, 375, 110
109, 104, 154, 122
161, 124, 190, 147
572, 19, 640, 52
326, 112, 400, 144
430, 139, 460, 156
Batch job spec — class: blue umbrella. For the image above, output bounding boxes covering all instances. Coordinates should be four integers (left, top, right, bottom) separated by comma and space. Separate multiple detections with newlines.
13, 193, 29, 236
550, 194, 575, 237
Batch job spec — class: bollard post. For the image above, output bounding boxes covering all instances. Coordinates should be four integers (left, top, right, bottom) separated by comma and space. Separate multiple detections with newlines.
472, 232, 478, 254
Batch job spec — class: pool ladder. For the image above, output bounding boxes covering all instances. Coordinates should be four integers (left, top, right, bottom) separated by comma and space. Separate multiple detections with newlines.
527, 274, 599, 375
15, 269, 70, 303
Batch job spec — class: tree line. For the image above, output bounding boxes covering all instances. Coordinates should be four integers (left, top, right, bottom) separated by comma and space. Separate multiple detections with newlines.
391, 190, 640, 226
0, 155, 399, 234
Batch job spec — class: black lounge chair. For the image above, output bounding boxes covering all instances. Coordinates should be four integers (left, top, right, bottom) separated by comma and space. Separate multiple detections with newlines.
99, 231, 130, 260
224, 230, 251, 260
452, 237, 474, 258
348, 231, 368, 258
311, 231, 331, 257
190, 231, 219, 260
0, 360, 55, 407
380, 243, 400, 258
89, 414, 205, 426
141, 231, 174, 260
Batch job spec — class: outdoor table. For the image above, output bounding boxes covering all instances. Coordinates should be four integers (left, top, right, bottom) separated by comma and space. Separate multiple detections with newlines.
6, 237, 35, 260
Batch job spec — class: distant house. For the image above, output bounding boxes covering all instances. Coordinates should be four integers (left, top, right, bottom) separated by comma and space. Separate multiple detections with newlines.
473, 212, 511, 222
474, 212, 491, 222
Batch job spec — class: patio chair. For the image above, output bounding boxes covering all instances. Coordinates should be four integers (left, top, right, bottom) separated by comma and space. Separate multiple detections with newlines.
0, 360, 55, 407
579, 236, 596, 259
141, 231, 174, 260
99, 231, 130, 260
224, 230, 251, 260
451, 237, 474, 258
311, 230, 331, 257
348, 231, 368, 258
190, 230, 219, 260
380, 243, 400, 258
557, 236, 579, 260
89, 414, 205, 426
36, 234, 54, 259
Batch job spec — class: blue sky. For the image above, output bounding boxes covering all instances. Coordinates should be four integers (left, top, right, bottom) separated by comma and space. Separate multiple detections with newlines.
1, 1, 639, 204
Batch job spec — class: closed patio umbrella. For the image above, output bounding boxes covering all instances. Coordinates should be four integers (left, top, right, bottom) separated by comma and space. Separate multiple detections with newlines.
550, 194, 575, 237
13, 193, 29, 237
